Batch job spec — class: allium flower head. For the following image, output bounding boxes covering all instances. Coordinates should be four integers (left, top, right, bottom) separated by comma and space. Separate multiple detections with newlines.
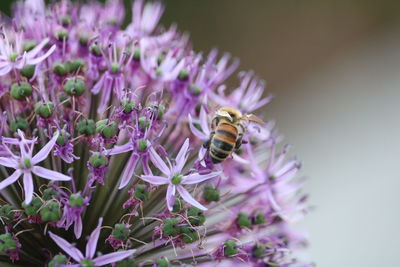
0, 0, 312, 266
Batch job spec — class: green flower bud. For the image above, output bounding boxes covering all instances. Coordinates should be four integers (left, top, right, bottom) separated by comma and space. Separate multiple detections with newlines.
69, 59, 85, 73
157, 54, 165, 66
138, 116, 150, 130
9, 52, 18, 62
180, 226, 198, 244
64, 77, 86, 96
96, 119, 119, 139
22, 40, 36, 52
133, 49, 140, 61
48, 254, 68, 267
121, 99, 135, 114
134, 184, 148, 201
69, 193, 84, 207
253, 211, 266, 225
35, 101, 55, 118
138, 139, 148, 152
56, 130, 70, 146
112, 224, 130, 241
0, 205, 15, 221
89, 44, 102, 57
111, 62, 120, 74
171, 174, 182, 185
224, 240, 238, 257
55, 29, 69, 41
43, 188, 59, 201
157, 104, 165, 120
189, 84, 202, 95
178, 70, 189, 81
162, 218, 180, 237
80, 259, 95, 267
77, 119, 96, 136
236, 212, 251, 228
10, 82, 32, 100
53, 62, 69, 76
40, 201, 61, 222
61, 15, 71, 27
79, 35, 89, 46
203, 185, 220, 202
9, 117, 28, 132
22, 197, 43, 216
89, 153, 108, 168
20, 64, 35, 79
187, 207, 205, 226
0, 233, 17, 254
252, 244, 265, 258
195, 103, 202, 115
156, 258, 169, 267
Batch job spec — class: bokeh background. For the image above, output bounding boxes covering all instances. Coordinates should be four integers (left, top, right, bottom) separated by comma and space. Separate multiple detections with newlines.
2, 0, 400, 266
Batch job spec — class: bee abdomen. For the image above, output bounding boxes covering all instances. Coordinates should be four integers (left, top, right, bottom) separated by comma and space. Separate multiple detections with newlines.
209, 123, 238, 164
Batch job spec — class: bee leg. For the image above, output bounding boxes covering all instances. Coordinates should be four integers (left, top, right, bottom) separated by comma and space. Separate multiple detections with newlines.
203, 131, 215, 149
235, 133, 244, 150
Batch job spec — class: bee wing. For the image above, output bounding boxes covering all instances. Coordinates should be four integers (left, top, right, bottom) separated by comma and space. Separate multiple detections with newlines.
246, 114, 266, 125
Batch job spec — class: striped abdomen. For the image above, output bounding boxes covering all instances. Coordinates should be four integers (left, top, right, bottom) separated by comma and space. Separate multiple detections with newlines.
210, 123, 238, 164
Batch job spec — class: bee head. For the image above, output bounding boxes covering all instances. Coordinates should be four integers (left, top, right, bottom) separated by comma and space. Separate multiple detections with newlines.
216, 106, 243, 123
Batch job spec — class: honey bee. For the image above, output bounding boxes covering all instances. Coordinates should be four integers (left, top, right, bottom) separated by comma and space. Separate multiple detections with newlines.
203, 106, 265, 164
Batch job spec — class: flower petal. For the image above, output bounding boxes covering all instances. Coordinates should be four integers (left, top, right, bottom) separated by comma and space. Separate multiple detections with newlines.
107, 142, 133, 156
23, 172, 33, 204
49, 232, 84, 262
119, 153, 139, 189
0, 157, 18, 168
166, 184, 176, 211
140, 175, 168, 185
188, 114, 207, 140
174, 138, 189, 173
182, 171, 220, 185
27, 44, 56, 65
86, 217, 103, 259
32, 166, 71, 181
0, 170, 21, 190
199, 107, 211, 135
32, 131, 59, 165
149, 147, 170, 176
177, 185, 207, 211
74, 216, 83, 239
93, 249, 136, 266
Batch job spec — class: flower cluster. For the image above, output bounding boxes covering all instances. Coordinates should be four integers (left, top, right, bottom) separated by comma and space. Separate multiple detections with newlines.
0, 0, 311, 266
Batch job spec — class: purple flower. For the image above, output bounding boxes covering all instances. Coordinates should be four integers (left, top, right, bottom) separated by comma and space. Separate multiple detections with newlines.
0, 32, 56, 76
140, 138, 220, 211
0, 130, 71, 204
49, 218, 136, 266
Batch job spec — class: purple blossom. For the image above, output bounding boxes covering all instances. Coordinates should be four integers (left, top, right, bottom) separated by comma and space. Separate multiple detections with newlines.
49, 218, 136, 266
0, 32, 56, 76
0, 130, 71, 204
140, 138, 220, 211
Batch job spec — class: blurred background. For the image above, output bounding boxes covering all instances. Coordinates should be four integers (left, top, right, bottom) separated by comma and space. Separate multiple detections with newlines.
2, 0, 400, 266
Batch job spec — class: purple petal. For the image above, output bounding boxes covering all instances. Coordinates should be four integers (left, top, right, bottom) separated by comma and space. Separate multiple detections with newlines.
0, 157, 18, 168
119, 154, 139, 189
25, 38, 49, 58
177, 185, 207, 211
32, 166, 71, 181
0, 65, 11, 76
27, 44, 56, 65
32, 131, 59, 165
182, 171, 220, 185
107, 143, 132, 156
188, 114, 207, 140
74, 216, 83, 239
166, 184, 176, 211
93, 249, 136, 266
49, 232, 84, 262
140, 175, 168, 185
0, 170, 21, 190
86, 217, 103, 259
199, 107, 211, 135
23, 172, 33, 204
91, 74, 105, 94
149, 147, 170, 176
173, 138, 189, 173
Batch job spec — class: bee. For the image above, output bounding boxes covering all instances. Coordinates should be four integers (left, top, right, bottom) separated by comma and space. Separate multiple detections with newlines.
203, 106, 265, 164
